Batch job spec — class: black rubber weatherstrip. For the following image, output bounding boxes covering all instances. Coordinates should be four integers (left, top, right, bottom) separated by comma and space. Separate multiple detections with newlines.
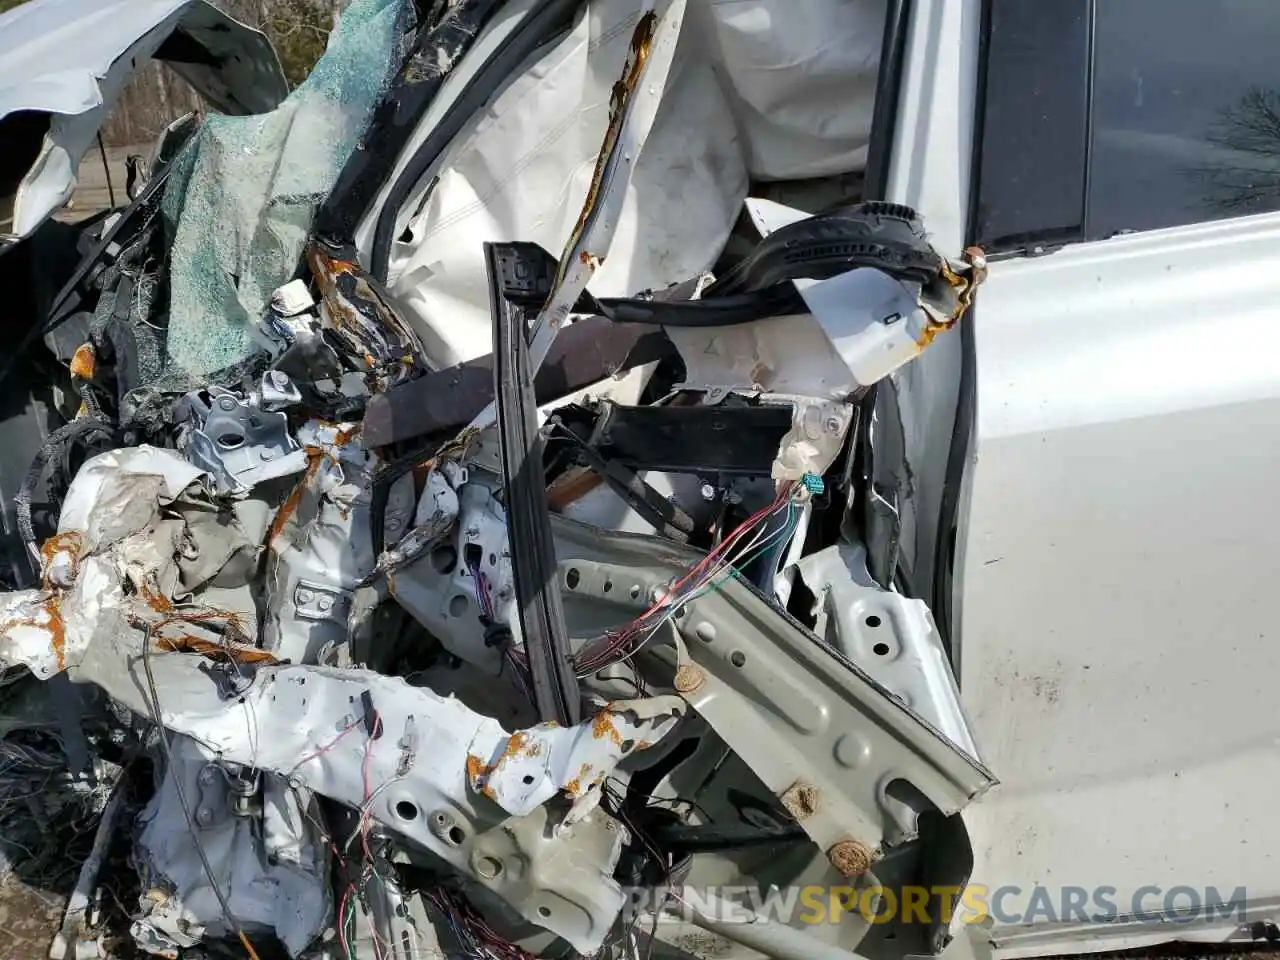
595, 202, 941, 327
487, 242, 581, 726
596, 286, 805, 327
315, 0, 509, 242
704, 201, 940, 296
370, 0, 585, 281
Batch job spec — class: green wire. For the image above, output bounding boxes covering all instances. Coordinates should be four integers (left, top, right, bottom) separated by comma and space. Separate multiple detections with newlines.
687, 504, 798, 605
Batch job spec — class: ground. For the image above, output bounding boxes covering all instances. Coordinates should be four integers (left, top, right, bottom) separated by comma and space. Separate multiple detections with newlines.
0, 875, 68, 960
58, 145, 143, 224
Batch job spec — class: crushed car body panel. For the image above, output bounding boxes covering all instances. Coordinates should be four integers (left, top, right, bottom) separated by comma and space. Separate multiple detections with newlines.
0, 0, 1002, 957
0, 0, 286, 244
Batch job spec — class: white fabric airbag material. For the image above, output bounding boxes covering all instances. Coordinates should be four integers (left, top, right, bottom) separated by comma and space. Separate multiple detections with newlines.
387, 0, 749, 368
702, 0, 884, 180
383, 0, 883, 370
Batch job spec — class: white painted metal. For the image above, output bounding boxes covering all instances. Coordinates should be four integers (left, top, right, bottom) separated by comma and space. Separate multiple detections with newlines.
0, 0, 285, 242
883, 0, 983, 588
955, 212, 1280, 954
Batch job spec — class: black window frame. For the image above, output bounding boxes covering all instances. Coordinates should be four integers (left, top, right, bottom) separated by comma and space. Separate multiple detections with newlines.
970, 0, 1280, 255
969, 0, 1093, 255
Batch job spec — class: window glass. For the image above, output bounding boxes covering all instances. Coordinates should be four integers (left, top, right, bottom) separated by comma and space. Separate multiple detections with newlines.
1088, 0, 1280, 237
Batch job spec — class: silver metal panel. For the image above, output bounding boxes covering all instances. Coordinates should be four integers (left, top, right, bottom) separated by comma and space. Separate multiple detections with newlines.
956, 211, 1280, 954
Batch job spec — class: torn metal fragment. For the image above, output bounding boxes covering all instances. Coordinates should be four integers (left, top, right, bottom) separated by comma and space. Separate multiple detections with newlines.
80, 643, 686, 953
261, 420, 414, 665
467, 0, 687, 429
131, 736, 330, 957
174, 385, 308, 496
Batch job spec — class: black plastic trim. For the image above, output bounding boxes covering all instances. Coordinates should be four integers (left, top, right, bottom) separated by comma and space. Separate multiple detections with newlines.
488, 242, 581, 726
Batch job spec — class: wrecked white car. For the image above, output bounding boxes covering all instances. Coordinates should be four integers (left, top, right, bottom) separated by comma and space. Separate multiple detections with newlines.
3, 0, 1276, 957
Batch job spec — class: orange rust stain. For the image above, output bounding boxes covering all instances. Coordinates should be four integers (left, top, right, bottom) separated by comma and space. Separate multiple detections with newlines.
591, 711, 623, 746
43, 596, 66, 671
334, 425, 360, 447
494, 732, 529, 769
550, 12, 657, 294
69, 344, 96, 380
140, 579, 175, 614
547, 468, 605, 512
564, 762, 595, 798
155, 635, 276, 665
0, 595, 67, 671
915, 320, 954, 351
39, 531, 84, 587
268, 452, 323, 544
466, 754, 490, 785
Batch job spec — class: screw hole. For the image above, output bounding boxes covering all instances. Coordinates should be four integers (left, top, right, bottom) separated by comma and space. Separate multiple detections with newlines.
538, 906, 551, 919
448, 826, 466, 845
730, 651, 746, 668
216, 432, 245, 449
431, 546, 457, 574
448, 594, 469, 618
476, 857, 503, 880
866, 615, 882, 628
522, 775, 535, 785
566, 568, 580, 590
603, 580, 613, 593
873, 642, 891, 656
629, 585, 641, 600
394, 801, 419, 821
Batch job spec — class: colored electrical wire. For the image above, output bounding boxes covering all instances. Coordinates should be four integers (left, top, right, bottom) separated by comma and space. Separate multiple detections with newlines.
425, 888, 535, 960
287, 718, 361, 776
503, 484, 797, 681
571, 486, 800, 673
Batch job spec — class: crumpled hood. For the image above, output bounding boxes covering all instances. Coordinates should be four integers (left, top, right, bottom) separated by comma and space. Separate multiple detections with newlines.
0, 0, 287, 244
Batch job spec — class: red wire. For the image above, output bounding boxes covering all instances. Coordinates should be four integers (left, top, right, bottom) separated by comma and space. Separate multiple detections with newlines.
337, 885, 354, 958
601, 486, 792, 639
288, 719, 359, 775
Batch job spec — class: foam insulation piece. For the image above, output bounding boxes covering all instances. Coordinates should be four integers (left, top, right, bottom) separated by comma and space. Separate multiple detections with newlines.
163, 0, 407, 375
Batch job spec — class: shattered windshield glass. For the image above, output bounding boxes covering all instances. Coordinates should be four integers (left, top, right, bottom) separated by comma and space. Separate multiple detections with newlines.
162, 0, 408, 378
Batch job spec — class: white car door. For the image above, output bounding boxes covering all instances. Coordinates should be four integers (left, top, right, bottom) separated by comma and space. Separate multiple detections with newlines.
945, 0, 1280, 954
